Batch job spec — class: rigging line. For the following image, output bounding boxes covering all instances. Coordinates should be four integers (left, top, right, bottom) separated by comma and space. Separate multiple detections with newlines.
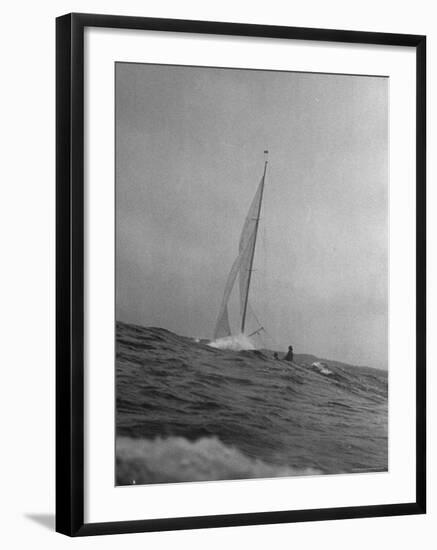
247, 306, 278, 348
249, 303, 281, 349
248, 304, 263, 328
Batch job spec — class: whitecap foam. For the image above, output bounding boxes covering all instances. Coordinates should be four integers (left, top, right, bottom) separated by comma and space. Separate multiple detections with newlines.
116, 435, 322, 485
312, 361, 333, 375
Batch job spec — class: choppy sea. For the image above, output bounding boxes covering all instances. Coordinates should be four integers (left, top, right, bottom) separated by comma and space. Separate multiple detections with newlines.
116, 321, 388, 485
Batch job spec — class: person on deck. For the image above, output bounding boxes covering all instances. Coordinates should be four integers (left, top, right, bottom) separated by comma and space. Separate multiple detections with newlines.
284, 345, 294, 362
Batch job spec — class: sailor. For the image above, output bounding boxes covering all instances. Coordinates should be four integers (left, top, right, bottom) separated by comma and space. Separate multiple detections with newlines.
284, 345, 294, 362
273, 352, 279, 360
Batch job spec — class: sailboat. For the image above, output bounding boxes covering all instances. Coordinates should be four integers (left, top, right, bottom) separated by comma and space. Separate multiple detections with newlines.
213, 151, 269, 343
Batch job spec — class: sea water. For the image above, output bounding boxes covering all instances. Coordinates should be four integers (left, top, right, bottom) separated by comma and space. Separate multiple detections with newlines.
116, 321, 387, 485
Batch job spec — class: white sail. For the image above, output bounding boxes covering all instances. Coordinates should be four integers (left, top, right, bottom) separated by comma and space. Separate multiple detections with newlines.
213, 159, 267, 339
238, 178, 264, 332
213, 249, 247, 339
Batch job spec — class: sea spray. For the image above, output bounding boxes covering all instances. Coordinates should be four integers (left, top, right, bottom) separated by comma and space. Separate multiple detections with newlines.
208, 333, 255, 351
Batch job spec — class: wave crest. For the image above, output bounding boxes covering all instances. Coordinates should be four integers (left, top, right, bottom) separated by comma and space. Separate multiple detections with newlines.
116, 436, 322, 485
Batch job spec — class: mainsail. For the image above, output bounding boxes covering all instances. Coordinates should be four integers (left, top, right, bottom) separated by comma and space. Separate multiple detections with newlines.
213, 154, 268, 339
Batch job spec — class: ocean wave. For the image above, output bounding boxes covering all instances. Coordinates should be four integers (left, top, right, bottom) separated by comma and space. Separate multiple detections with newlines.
116, 322, 388, 481
116, 435, 322, 485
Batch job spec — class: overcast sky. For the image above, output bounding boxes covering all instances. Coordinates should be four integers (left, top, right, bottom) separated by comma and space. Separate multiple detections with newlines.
115, 63, 388, 369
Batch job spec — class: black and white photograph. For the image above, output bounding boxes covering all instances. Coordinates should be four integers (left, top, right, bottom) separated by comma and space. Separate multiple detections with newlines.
115, 62, 389, 486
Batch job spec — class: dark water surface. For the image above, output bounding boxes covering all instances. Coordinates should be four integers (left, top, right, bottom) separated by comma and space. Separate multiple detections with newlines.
116, 321, 387, 485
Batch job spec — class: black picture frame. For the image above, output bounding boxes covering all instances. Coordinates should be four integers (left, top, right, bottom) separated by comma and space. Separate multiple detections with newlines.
56, 12, 426, 537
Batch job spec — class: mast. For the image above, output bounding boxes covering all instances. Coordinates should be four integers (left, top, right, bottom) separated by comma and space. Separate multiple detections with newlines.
241, 151, 268, 333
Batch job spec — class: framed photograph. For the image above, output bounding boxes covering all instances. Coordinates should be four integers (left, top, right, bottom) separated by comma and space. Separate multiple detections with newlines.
56, 13, 426, 536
